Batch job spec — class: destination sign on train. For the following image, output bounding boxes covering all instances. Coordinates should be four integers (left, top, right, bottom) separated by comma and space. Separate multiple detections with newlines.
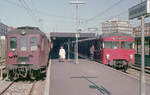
129, 0, 150, 19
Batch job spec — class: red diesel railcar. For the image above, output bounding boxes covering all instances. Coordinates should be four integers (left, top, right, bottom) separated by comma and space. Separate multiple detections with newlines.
95, 33, 135, 71
6, 26, 50, 79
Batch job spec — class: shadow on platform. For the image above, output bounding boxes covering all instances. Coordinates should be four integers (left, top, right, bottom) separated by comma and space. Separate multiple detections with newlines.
71, 76, 111, 95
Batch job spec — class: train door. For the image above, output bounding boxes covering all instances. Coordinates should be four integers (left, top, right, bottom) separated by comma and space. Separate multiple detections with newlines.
18, 36, 29, 64
28, 36, 39, 65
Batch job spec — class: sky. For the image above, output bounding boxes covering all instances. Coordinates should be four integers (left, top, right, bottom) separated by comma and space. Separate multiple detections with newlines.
0, 0, 148, 33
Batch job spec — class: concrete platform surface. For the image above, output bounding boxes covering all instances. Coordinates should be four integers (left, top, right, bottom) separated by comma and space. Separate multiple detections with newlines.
49, 59, 150, 95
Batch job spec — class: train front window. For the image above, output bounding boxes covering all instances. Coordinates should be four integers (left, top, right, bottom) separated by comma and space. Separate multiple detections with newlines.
112, 41, 119, 49
30, 37, 38, 51
10, 37, 17, 51
20, 37, 27, 51
121, 41, 134, 49
103, 41, 112, 49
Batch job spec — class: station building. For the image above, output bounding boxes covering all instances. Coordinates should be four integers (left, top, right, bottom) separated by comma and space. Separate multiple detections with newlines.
133, 22, 150, 66
0, 22, 8, 59
133, 22, 150, 37
0, 22, 8, 36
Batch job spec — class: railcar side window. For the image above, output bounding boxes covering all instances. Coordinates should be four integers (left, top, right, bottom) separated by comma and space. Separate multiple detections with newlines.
10, 37, 17, 51
20, 37, 27, 51
112, 41, 119, 49
145, 40, 149, 55
104, 41, 112, 49
41, 39, 44, 51
30, 37, 38, 51
128, 42, 134, 49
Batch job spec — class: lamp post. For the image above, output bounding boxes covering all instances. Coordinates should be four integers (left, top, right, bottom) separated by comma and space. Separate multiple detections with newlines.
70, 0, 85, 64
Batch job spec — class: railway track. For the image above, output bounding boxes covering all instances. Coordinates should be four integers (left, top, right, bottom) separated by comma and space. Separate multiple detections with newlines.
0, 79, 37, 95
29, 81, 37, 95
0, 81, 15, 95
126, 65, 150, 84
130, 64, 150, 74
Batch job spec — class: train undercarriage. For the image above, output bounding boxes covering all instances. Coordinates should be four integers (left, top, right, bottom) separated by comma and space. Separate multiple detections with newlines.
7, 64, 47, 80
108, 59, 132, 72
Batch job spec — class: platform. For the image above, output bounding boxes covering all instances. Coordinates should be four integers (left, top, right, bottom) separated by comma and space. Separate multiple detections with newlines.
49, 59, 150, 95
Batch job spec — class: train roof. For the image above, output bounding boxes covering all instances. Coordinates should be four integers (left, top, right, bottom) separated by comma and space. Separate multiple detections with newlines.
50, 32, 96, 38
7, 26, 45, 35
100, 32, 133, 38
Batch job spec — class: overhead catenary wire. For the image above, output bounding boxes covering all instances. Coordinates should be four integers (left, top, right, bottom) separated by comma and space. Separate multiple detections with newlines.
81, 10, 128, 33
85, 0, 125, 23
1, 0, 77, 21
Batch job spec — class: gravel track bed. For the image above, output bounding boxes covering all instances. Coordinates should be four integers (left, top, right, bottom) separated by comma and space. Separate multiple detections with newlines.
127, 68, 150, 84
30, 80, 46, 95
0, 79, 46, 95
1, 81, 34, 95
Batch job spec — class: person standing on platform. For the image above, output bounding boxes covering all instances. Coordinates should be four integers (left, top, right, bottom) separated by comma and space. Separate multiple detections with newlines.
90, 45, 95, 60
59, 46, 66, 62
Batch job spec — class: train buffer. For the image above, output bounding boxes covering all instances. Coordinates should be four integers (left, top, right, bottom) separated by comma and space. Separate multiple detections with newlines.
49, 59, 150, 95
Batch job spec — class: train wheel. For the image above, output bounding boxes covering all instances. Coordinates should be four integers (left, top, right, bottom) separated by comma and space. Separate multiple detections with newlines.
30, 75, 36, 80
13, 73, 19, 80
122, 65, 128, 72
122, 61, 128, 72
8, 71, 14, 81
30, 70, 36, 80
30, 70, 40, 80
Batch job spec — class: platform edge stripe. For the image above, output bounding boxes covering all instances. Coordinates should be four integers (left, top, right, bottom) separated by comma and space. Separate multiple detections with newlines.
44, 59, 51, 95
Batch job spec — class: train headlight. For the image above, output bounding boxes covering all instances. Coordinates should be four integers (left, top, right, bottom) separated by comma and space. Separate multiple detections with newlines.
130, 54, 133, 59
106, 54, 110, 60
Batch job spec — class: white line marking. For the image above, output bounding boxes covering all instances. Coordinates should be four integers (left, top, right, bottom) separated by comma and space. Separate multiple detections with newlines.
44, 59, 51, 95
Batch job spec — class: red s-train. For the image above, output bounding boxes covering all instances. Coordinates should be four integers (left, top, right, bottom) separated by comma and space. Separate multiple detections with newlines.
95, 33, 135, 71
6, 26, 50, 79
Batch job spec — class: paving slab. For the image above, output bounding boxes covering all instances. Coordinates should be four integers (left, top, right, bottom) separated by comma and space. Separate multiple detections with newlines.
49, 59, 150, 95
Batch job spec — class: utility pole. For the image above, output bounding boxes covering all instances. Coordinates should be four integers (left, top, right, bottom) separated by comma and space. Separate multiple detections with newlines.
70, 0, 85, 64
129, 0, 147, 94
140, 0, 146, 95
68, 40, 70, 60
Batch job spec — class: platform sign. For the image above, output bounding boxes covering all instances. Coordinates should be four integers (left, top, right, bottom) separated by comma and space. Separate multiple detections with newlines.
129, 0, 150, 19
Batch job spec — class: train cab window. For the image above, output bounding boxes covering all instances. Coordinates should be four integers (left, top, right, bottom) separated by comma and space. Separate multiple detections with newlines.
20, 37, 27, 51
10, 37, 17, 51
30, 37, 38, 51
103, 41, 112, 49
112, 41, 119, 49
121, 41, 134, 49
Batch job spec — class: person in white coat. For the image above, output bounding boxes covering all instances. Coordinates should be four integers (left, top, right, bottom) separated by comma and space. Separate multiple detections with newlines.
59, 46, 66, 62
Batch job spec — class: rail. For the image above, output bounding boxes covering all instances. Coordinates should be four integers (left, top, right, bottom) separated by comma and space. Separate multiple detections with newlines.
130, 64, 150, 74
28, 81, 37, 95
0, 81, 15, 95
